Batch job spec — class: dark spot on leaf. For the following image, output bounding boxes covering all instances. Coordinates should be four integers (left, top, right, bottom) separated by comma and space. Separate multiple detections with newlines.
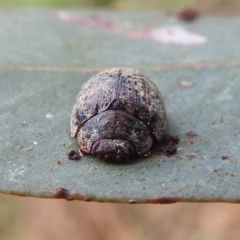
147, 197, 178, 204
152, 134, 179, 156
68, 150, 81, 160
177, 8, 200, 21
53, 188, 69, 199
221, 155, 228, 160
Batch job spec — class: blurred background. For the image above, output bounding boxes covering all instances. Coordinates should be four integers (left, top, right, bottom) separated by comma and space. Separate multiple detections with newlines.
2, 195, 240, 240
0, 0, 240, 14
1, 0, 240, 240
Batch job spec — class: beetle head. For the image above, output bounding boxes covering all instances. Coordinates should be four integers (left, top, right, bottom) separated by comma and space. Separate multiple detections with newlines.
91, 139, 136, 163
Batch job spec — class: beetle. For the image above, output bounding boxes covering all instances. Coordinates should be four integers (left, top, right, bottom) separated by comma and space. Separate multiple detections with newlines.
71, 68, 166, 163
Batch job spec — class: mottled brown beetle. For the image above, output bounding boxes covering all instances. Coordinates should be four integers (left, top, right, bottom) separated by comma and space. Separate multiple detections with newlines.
71, 68, 167, 163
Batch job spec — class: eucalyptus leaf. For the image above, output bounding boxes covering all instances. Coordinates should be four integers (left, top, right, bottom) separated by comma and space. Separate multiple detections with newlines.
0, 10, 240, 203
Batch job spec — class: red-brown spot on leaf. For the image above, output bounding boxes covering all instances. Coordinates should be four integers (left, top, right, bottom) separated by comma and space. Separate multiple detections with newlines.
147, 197, 178, 204
186, 154, 196, 160
185, 131, 198, 144
177, 8, 200, 21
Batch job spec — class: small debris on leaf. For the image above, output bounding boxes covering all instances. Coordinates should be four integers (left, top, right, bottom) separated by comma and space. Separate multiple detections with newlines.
57, 160, 61, 165
68, 150, 81, 160
186, 154, 196, 160
185, 131, 198, 144
21, 121, 27, 127
26, 147, 33, 151
33, 141, 38, 145
152, 134, 180, 156
177, 8, 200, 21
179, 80, 193, 88
62, 142, 69, 147
18, 145, 24, 149
213, 169, 219, 172
46, 113, 53, 119
221, 155, 228, 160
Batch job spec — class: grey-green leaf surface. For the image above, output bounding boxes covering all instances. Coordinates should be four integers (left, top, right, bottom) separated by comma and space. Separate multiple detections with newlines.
1, 9, 240, 203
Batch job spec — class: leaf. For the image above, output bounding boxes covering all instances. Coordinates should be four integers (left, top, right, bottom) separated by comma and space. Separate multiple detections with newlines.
1, 9, 240, 203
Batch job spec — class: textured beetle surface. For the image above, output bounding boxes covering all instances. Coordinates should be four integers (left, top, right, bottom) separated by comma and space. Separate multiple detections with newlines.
71, 68, 167, 163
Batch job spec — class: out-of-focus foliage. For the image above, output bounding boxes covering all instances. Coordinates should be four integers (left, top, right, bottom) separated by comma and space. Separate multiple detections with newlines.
0, 0, 240, 13
0, 0, 116, 7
